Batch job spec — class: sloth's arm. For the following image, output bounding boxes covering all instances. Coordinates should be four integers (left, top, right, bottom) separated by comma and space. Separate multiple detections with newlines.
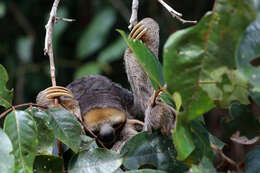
124, 18, 176, 137
124, 18, 160, 120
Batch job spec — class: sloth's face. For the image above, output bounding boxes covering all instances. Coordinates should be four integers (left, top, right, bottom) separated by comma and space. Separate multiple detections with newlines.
83, 108, 126, 147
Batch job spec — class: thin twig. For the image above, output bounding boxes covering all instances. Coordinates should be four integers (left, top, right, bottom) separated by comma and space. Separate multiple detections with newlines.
210, 143, 241, 172
81, 123, 107, 149
157, 0, 197, 24
128, 0, 197, 28
157, 0, 182, 17
0, 103, 47, 119
44, 0, 61, 87
55, 17, 76, 22
129, 0, 139, 30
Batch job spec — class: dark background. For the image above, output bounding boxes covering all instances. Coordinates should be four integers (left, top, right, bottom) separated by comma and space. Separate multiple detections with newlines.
0, 0, 214, 105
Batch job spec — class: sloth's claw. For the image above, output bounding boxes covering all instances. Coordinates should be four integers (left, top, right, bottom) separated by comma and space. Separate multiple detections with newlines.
128, 23, 147, 40
45, 86, 74, 100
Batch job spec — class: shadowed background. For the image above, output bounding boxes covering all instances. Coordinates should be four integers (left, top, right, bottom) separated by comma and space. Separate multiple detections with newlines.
0, 0, 213, 105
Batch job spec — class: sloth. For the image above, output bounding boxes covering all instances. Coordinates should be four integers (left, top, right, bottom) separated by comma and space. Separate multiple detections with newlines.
36, 18, 176, 152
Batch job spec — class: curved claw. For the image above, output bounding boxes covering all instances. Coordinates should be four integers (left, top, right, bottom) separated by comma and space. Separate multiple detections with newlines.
45, 86, 74, 99
128, 23, 147, 40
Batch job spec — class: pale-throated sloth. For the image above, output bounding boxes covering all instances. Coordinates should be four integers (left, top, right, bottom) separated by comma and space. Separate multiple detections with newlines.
36, 18, 176, 152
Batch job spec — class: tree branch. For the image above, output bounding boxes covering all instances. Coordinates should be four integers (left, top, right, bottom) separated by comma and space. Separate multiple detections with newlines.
128, 0, 197, 29
129, 0, 139, 30
44, 0, 61, 87
0, 103, 47, 119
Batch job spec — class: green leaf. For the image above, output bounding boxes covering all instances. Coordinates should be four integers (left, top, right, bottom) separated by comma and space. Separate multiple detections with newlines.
77, 8, 116, 59
236, 19, 260, 92
200, 68, 250, 108
26, 107, 54, 155
185, 120, 214, 165
222, 103, 260, 139
4, 110, 38, 173
118, 30, 165, 90
0, 128, 14, 173
245, 146, 260, 173
163, 0, 255, 117
68, 148, 123, 173
173, 118, 214, 163
97, 37, 126, 63
0, 64, 13, 108
121, 131, 188, 172
80, 135, 98, 152
173, 92, 182, 112
190, 157, 217, 173
74, 61, 102, 79
16, 37, 33, 63
125, 170, 166, 173
33, 155, 63, 173
173, 115, 195, 161
46, 109, 82, 153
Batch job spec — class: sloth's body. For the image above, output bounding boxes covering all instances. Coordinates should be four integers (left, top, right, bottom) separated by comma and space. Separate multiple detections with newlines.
36, 18, 176, 151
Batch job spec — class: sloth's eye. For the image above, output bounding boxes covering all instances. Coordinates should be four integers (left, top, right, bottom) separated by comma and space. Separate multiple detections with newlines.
113, 123, 122, 129
135, 124, 143, 132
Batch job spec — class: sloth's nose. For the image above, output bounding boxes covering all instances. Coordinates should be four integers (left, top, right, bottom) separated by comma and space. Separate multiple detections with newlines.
99, 124, 115, 143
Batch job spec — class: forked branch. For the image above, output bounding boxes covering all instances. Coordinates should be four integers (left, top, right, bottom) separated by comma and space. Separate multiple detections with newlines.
44, 0, 75, 87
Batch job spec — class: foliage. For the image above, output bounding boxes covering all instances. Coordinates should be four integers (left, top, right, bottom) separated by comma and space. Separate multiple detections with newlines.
0, 0, 260, 172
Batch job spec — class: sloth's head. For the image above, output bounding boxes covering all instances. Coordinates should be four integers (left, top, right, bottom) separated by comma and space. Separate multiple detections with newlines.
83, 107, 127, 147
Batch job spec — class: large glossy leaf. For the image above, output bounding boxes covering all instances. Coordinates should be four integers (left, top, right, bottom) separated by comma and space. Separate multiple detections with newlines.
33, 155, 63, 173
190, 157, 217, 173
236, 19, 260, 92
245, 146, 260, 173
163, 0, 255, 117
0, 64, 13, 108
77, 8, 116, 59
4, 110, 38, 173
0, 128, 14, 173
26, 107, 54, 155
120, 131, 188, 172
68, 148, 123, 173
46, 109, 82, 153
222, 103, 260, 139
